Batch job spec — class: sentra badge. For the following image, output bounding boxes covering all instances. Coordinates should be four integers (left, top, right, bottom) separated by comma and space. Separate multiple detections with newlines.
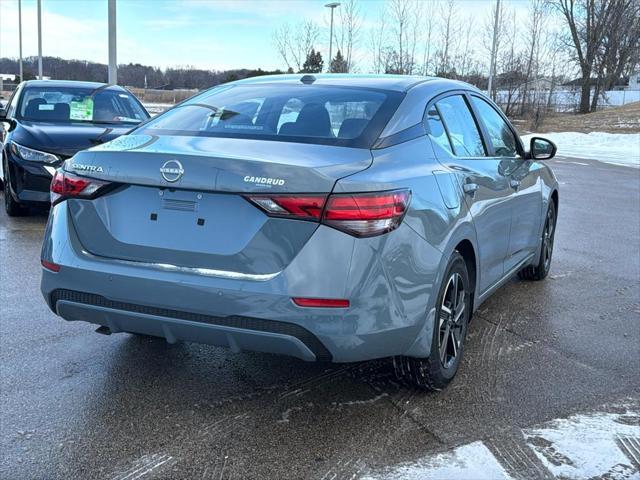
72, 164, 104, 173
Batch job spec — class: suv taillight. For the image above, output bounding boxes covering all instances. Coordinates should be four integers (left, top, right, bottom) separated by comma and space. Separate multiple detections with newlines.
50, 170, 112, 205
245, 189, 411, 238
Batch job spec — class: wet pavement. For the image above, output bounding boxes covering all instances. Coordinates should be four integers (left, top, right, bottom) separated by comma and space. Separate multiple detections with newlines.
1, 157, 639, 479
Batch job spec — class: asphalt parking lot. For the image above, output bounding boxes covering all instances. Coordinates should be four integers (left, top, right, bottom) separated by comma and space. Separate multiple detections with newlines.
1, 157, 639, 479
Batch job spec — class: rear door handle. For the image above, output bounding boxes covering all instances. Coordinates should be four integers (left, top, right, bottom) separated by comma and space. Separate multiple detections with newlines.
510, 179, 521, 189
463, 183, 478, 195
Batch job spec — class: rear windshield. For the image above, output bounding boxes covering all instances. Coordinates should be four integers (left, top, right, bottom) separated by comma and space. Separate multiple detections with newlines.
137, 84, 403, 148
17, 86, 149, 125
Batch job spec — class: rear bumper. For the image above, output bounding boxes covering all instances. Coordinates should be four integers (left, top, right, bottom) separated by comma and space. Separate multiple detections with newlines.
41, 202, 444, 362
52, 290, 327, 361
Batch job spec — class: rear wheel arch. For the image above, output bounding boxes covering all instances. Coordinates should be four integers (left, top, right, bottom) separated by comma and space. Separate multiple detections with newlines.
454, 239, 477, 313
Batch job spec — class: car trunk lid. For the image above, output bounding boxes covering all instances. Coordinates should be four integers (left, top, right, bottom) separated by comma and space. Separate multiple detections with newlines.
65, 135, 372, 275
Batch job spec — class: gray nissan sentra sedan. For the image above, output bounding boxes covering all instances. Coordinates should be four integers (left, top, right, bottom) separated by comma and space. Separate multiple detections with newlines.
40, 74, 558, 390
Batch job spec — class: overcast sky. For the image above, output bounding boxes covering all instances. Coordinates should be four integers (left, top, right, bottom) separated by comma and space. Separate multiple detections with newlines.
0, 0, 533, 71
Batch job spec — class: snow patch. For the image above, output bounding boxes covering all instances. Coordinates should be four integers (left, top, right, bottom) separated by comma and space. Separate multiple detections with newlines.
522, 132, 640, 167
361, 441, 511, 480
523, 409, 640, 480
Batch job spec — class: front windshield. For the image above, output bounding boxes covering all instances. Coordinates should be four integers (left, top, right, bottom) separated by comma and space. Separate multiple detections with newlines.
137, 84, 403, 148
17, 86, 148, 125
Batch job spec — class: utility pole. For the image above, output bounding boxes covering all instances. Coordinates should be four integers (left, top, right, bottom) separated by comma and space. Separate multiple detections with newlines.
37, 0, 43, 80
487, 0, 501, 99
325, 2, 340, 72
108, 0, 117, 84
18, 0, 23, 82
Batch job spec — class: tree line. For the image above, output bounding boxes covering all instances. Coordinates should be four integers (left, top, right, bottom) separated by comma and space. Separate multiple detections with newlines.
273, 0, 639, 114
0, 56, 284, 91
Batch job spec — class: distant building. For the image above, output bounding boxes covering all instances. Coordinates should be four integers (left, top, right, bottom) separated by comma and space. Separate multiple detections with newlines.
627, 71, 640, 91
518, 77, 554, 91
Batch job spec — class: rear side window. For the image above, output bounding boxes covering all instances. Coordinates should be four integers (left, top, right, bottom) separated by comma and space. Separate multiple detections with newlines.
138, 84, 403, 148
435, 95, 486, 157
425, 106, 453, 154
470, 96, 518, 157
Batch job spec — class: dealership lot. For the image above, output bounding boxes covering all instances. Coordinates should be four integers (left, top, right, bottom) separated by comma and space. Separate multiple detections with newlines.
1, 157, 639, 479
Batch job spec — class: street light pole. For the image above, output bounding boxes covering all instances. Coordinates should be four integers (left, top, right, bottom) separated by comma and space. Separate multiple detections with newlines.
18, 0, 23, 82
487, 0, 501, 100
37, 0, 43, 80
325, 2, 340, 73
108, 0, 117, 84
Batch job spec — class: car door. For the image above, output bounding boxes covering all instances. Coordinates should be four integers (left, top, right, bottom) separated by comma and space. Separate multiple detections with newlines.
427, 93, 512, 294
468, 94, 542, 273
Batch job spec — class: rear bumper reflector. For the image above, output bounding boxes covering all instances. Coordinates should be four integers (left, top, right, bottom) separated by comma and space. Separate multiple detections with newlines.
292, 297, 350, 308
41, 259, 61, 272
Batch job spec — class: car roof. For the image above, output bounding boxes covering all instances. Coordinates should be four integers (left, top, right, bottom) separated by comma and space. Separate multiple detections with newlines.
21, 79, 125, 90
233, 74, 436, 92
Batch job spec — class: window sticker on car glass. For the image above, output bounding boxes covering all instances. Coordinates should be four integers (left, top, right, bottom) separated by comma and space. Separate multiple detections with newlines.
70, 98, 94, 120
39, 104, 54, 111
118, 94, 130, 98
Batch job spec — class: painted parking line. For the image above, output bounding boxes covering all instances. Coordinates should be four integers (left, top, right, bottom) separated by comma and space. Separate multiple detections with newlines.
552, 159, 590, 166
363, 404, 639, 480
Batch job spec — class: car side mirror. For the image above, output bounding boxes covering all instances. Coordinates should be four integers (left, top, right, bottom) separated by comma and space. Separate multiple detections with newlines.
529, 137, 557, 160
0, 115, 17, 132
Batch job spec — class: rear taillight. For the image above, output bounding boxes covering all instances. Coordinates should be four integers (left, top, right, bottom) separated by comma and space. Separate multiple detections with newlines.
323, 190, 411, 237
245, 189, 410, 238
50, 170, 112, 205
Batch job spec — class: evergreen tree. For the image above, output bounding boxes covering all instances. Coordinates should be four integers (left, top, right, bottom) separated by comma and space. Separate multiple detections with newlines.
329, 50, 348, 73
300, 49, 324, 74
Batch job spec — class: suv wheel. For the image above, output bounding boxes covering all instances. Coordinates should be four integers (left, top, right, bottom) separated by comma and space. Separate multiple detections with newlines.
393, 252, 471, 391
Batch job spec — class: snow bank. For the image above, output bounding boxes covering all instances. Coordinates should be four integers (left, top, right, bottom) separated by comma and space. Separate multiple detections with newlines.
522, 132, 640, 167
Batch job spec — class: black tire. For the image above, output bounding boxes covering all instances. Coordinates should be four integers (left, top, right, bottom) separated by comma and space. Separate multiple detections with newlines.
3, 159, 27, 217
393, 252, 471, 391
518, 200, 556, 281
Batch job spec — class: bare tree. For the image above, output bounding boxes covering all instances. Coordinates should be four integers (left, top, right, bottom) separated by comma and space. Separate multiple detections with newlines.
483, 0, 507, 99
273, 23, 294, 71
370, 11, 390, 74
386, 0, 419, 74
419, 2, 436, 75
436, 0, 459, 76
272, 21, 320, 73
334, 0, 363, 72
550, 0, 617, 113
590, 0, 640, 110
519, 0, 546, 115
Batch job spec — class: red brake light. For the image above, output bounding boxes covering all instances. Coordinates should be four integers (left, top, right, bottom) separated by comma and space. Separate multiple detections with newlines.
323, 190, 411, 237
50, 170, 111, 205
245, 189, 410, 238
292, 297, 350, 308
245, 195, 327, 220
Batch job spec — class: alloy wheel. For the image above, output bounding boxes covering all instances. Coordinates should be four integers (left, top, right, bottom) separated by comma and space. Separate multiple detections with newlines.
438, 272, 466, 369
542, 207, 555, 271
